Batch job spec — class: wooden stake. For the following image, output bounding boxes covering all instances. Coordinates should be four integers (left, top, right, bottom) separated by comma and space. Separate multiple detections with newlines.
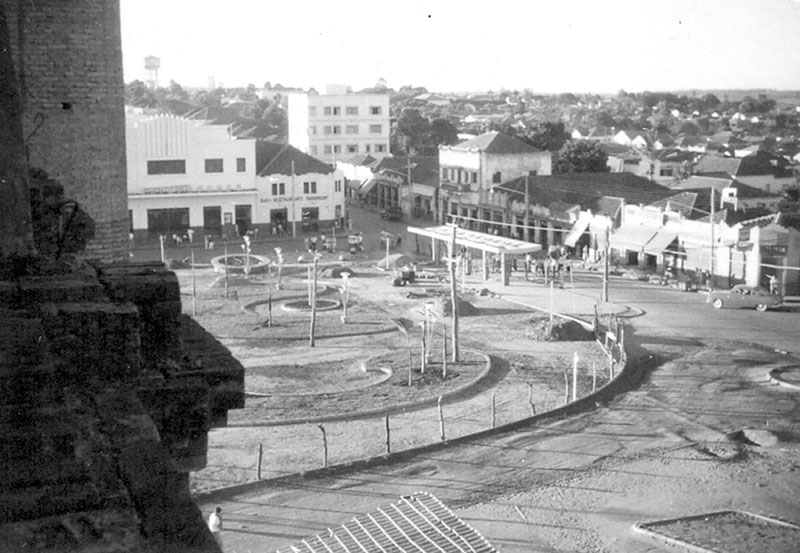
441, 323, 447, 379
564, 371, 570, 404
438, 396, 445, 441
592, 361, 597, 392
572, 352, 578, 402
224, 242, 229, 299
385, 415, 391, 454
491, 392, 496, 429
528, 383, 535, 416
257, 443, 263, 480
191, 248, 196, 316
318, 424, 328, 467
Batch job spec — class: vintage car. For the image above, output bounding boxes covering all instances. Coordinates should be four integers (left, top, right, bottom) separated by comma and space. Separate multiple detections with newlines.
707, 284, 783, 312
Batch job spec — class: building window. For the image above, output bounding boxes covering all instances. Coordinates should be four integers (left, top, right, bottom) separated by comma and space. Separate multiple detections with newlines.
376, 144, 386, 153
309, 126, 317, 135
147, 208, 189, 234
347, 144, 358, 153
333, 145, 342, 153
147, 159, 186, 175
324, 145, 332, 154
370, 106, 382, 115
310, 145, 318, 155
471, 171, 478, 184
324, 126, 332, 135
335, 179, 342, 192
303, 181, 317, 194
365, 144, 371, 153
324, 106, 341, 116
449, 168, 455, 181
659, 167, 674, 177
441, 168, 448, 180
308, 106, 317, 117
492, 171, 502, 184
346, 106, 358, 115
272, 182, 285, 195
236, 158, 246, 172
369, 124, 382, 134
346, 125, 359, 134
205, 158, 224, 173
332, 125, 341, 134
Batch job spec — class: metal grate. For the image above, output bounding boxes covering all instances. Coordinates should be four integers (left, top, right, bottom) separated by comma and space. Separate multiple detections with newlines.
276, 492, 498, 553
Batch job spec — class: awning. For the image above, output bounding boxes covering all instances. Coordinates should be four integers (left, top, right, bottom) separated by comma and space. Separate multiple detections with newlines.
609, 225, 657, 252
407, 225, 541, 255
359, 177, 378, 194
644, 228, 678, 255
563, 218, 591, 248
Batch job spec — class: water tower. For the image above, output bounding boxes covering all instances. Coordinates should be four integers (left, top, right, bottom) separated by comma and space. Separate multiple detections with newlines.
144, 55, 160, 89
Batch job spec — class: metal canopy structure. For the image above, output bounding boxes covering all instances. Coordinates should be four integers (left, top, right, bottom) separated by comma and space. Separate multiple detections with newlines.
644, 228, 679, 256
563, 218, 591, 248
609, 224, 658, 252
277, 492, 498, 553
407, 225, 541, 256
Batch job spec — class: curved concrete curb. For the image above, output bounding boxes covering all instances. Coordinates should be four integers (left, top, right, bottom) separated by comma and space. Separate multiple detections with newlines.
226, 350, 493, 427
768, 367, 800, 391
196, 335, 644, 503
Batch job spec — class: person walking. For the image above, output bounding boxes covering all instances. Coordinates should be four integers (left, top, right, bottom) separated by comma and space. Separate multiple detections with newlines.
208, 506, 223, 546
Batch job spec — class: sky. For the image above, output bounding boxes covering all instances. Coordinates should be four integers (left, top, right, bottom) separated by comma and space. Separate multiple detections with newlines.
121, 0, 800, 94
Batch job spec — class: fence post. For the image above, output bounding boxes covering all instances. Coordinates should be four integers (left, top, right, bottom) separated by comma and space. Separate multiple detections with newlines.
592, 361, 597, 392
318, 424, 328, 467
257, 443, 263, 480
441, 324, 448, 379
491, 392, 496, 429
191, 248, 197, 316
564, 371, 570, 404
572, 352, 579, 402
385, 414, 391, 454
528, 383, 536, 416
438, 396, 445, 441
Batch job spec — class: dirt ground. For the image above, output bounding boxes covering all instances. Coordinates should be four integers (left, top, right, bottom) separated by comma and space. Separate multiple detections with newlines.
177, 258, 609, 494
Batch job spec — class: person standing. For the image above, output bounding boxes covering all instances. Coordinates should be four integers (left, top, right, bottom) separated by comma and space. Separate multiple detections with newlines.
208, 506, 223, 546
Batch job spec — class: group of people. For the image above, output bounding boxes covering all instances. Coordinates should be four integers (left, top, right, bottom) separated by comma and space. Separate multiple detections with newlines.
304, 234, 336, 253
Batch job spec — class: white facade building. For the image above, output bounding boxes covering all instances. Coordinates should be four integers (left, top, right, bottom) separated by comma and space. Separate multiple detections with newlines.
126, 114, 257, 242
126, 114, 345, 242
287, 86, 390, 163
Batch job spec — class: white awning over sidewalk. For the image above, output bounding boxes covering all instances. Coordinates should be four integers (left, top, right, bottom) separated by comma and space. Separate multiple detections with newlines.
610, 225, 657, 252
407, 225, 542, 255
644, 228, 679, 255
563, 218, 591, 248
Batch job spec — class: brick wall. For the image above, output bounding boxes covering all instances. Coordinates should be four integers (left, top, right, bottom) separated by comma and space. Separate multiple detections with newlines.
4, 0, 129, 262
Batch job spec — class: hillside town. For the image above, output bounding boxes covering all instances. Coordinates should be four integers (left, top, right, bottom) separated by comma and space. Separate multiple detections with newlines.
125, 79, 800, 294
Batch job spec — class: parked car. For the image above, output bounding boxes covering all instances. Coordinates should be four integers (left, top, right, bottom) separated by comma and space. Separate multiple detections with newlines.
707, 285, 783, 312
380, 205, 403, 221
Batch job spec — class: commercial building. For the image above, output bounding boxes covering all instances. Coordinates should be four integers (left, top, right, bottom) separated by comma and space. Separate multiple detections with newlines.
287, 85, 391, 164
126, 113, 345, 242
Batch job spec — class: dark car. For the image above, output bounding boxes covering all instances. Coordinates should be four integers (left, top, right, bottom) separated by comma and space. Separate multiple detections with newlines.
380, 205, 403, 221
707, 284, 782, 312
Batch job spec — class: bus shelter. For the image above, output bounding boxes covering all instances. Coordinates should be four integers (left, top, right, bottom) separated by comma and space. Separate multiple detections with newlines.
407, 224, 542, 286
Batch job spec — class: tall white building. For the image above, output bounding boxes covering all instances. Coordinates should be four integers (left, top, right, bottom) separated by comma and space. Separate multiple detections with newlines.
288, 85, 390, 164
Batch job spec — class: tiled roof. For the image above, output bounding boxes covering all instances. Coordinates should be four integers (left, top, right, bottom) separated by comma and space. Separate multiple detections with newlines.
694, 155, 741, 177
256, 141, 333, 176
276, 492, 498, 553
448, 131, 540, 154
493, 172, 674, 216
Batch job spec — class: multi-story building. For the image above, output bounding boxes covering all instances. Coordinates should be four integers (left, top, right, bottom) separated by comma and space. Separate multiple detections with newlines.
437, 131, 553, 231
126, 113, 345, 242
287, 85, 390, 163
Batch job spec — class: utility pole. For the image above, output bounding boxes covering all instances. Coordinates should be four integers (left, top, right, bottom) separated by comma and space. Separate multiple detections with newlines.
291, 160, 297, 239
448, 224, 459, 362
523, 173, 530, 243
709, 187, 715, 285
602, 225, 610, 302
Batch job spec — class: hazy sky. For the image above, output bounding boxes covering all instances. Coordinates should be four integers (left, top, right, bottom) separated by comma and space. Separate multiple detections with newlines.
121, 0, 800, 94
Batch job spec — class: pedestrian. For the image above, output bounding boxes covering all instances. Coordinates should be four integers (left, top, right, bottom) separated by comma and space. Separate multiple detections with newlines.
208, 506, 223, 546
768, 275, 779, 295
186, 228, 194, 243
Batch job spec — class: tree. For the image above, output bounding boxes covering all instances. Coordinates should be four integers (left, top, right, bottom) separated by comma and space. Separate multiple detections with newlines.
125, 79, 158, 108
526, 121, 569, 151
393, 108, 432, 155
429, 118, 459, 149
555, 140, 609, 173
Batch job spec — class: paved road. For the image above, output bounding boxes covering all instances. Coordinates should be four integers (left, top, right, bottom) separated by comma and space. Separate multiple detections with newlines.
193, 216, 800, 553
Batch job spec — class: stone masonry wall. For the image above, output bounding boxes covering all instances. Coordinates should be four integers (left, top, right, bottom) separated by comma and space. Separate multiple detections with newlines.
4, 0, 129, 262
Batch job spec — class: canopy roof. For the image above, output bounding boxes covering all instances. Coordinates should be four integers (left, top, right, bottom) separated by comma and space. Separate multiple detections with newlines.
408, 225, 542, 255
